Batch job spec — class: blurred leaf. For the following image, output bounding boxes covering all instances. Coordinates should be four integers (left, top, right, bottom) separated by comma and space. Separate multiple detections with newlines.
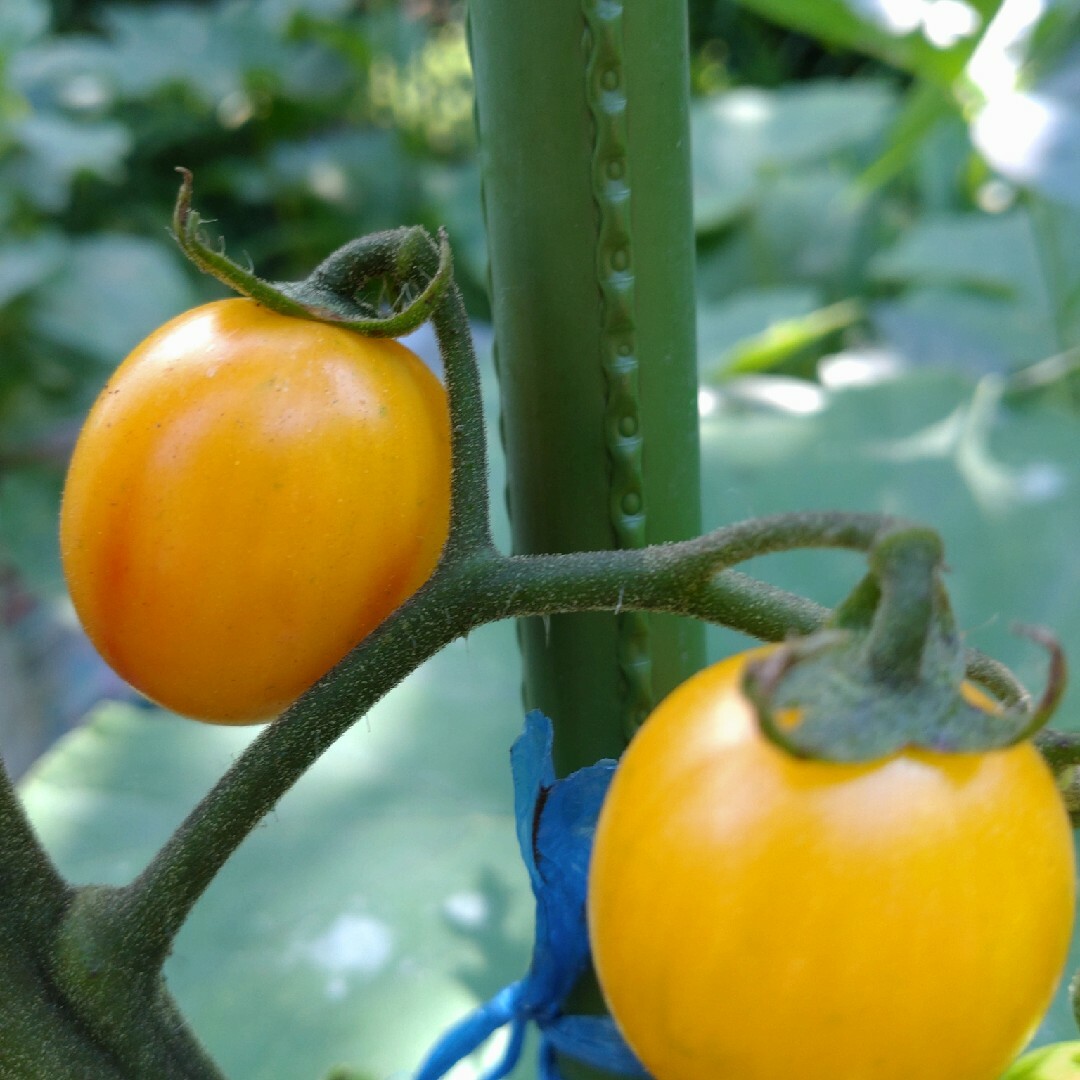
973, 86, 1080, 208
267, 129, 413, 216
10, 113, 131, 211
0, 467, 63, 595
1000, 1040, 1080, 1079
29, 234, 197, 366
93, 2, 352, 106
0, 232, 65, 308
699, 286, 822, 372
419, 161, 487, 291
692, 80, 897, 231
1006, 347, 1080, 413
700, 365, 1080, 708
860, 80, 957, 192
873, 286, 1058, 369
698, 288, 862, 379
9, 37, 115, 114
735, 0, 1000, 83
750, 167, 883, 292
868, 209, 1062, 365
0, 0, 49, 55
20, 623, 538, 1080
869, 208, 1045, 295
720, 300, 863, 377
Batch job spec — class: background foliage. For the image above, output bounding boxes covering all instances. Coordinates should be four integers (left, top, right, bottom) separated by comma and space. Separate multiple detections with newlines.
3, 0, 1080, 1076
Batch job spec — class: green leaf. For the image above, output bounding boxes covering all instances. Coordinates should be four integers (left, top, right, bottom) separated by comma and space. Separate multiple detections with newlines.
10, 113, 131, 212
736, 0, 1002, 84
698, 286, 822, 372
723, 301, 863, 376
29, 235, 197, 366
869, 209, 1047, 296
0, 0, 49, 55
1000, 1041, 1080, 1079
18, 364, 1080, 1076
868, 210, 1060, 366
698, 289, 863, 378
94, 3, 351, 105
20, 624, 537, 1080
699, 367, 1080, 1045
691, 80, 897, 231
753, 167, 885, 293
0, 232, 65, 308
0, 467, 63, 595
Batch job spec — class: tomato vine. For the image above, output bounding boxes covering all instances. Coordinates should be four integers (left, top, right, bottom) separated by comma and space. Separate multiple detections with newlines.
2, 176, 1078, 1077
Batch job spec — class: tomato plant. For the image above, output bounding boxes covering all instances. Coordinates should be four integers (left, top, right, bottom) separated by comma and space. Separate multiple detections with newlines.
60, 298, 451, 724
588, 647, 1077, 1080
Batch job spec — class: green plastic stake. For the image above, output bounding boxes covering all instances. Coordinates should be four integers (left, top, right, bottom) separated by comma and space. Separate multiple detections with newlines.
468, 0, 705, 776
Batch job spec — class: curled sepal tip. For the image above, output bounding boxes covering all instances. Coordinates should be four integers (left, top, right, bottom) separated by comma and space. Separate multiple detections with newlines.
171, 168, 451, 338
744, 592, 1066, 763
172, 168, 315, 320
741, 630, 1028, 762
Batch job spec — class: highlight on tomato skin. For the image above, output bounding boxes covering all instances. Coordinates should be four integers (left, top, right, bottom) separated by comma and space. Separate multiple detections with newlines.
587, 646, 1077, 1080
59, 298, 452, 724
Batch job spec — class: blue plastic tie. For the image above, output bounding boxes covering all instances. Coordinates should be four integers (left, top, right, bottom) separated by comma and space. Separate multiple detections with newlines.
412, 711, 649, 1080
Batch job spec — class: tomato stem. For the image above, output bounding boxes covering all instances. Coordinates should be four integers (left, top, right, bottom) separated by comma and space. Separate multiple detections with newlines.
172, 170, 454, 339
57, 191, 1056, 1032
863, 527, 947, 688
94, 511, 1043, 976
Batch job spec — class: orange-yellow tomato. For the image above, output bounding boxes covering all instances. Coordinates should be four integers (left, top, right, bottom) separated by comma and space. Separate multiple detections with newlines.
61, 298, 450, 724
588, 648, 1076, 1080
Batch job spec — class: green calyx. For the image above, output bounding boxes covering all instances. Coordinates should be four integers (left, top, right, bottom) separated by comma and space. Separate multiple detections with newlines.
172, 168, 452, 338
744, 526, 1066, 763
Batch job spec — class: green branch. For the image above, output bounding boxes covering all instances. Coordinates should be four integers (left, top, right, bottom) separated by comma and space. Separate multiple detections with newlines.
83, 507, 1030, 974
0, 759, 71, 937
52, 188, 1043, 1016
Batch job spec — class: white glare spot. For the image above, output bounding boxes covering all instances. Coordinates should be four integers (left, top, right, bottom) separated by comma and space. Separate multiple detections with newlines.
697, 387, 719, 417
442, 891, 490, 930
819, 349, 904, 389
922, 0, 981, 47
725, 376, 826, 416
217, 91, 254, 130
1018, 463, 1067, 502
967, 0, 1047, 100
299, 914, 394, 978
850, 0, 928, 34
60, 74, 111, 111
975, 178, 1017, 214
309, 161, 349, 204
971, 93, 1058, 186
725, 93, 770, 125
442, 1026, 512, 1080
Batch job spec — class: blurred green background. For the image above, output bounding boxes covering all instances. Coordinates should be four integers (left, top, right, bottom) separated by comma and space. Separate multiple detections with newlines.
4, 0, 1080, 1076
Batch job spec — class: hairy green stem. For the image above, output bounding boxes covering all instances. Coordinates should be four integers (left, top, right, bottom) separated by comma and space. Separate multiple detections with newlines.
90, 510, 1028, 974
864, 528, 945, 687
0, 758, 70, 937
68, 184, 1042, 1026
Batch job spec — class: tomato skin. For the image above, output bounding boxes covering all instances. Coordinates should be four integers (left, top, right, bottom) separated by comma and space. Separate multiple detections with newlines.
588, 647, 1076, 1080
60, 298, 450, 724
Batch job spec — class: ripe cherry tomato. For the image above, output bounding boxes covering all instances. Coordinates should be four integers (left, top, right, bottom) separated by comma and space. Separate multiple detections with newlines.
588, 647, 1076, 1080
61, 298, 450, 724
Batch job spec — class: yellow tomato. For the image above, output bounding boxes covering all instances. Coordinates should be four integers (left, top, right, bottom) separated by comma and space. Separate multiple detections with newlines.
60, 298, 450, 724
588, 647, 1076, 1080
